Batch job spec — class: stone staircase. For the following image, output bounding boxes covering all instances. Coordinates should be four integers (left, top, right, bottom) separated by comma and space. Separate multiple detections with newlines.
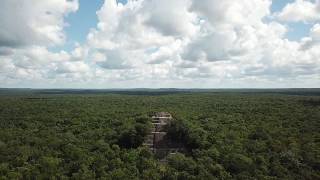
143, 112, 172, 153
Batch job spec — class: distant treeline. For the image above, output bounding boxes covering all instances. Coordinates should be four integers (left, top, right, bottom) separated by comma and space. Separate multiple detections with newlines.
0, 88, 320, 96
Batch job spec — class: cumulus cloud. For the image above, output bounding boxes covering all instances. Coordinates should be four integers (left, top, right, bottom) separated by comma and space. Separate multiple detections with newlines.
277, 0, 320, 23
182, 0, 286, 63
191, 0, 271, 26
142, 0, 198, 37
300, 23, 320, 49
0, 0, 78, 48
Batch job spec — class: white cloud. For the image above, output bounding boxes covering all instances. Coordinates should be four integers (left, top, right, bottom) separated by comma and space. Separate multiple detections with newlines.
96, 49, 133, 69
182, 0, 274, 62
310, 23, 320, 39
70, 43, 89, 61
56, 61, 90, 74
190, 0, 271, 26
86, 0, 187, 72
277, 0, 320, 23
142, 0, 198, 37
300, 23, 320, 49
0, 0, 78, 48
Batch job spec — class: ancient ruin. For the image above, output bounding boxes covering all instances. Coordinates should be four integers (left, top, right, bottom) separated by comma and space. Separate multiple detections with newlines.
143, 112, 184, 158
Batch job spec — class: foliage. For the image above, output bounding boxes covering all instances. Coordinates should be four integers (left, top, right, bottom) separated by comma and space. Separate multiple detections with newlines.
0, 91, 319, 179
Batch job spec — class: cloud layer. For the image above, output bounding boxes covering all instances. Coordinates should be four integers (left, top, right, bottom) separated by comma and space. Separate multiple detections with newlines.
0, 0, 319, 88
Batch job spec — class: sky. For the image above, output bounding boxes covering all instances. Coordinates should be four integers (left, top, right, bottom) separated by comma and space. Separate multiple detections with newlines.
0, 0, 319, 88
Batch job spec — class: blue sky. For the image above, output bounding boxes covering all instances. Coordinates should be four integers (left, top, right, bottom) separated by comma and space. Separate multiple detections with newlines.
271, 0, 312, 41
64, 0, 104, 49
66, 0, 128, 44
54, 0, 127, 52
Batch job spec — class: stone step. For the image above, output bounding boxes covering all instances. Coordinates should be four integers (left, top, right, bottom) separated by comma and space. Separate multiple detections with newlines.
151, 132, 167, 134
153, 117, 172, 119
152, 122, 167, 125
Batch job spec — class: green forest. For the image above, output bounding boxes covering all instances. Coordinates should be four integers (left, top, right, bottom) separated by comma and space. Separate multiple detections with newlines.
0, 90, 319, 179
